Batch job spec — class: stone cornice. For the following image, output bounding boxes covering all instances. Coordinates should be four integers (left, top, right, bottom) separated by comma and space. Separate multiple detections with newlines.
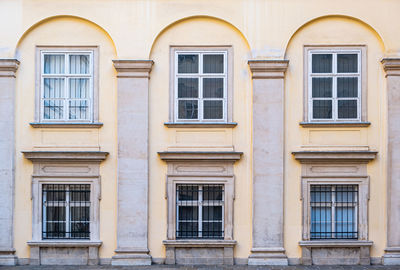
0, 59, 20, 78
381, 58, 400, 76
248, 60, 289, 79
112, 60, 154, 78
22, 151, 109, 162
292, 151, 377, 163
158, 151, 242, 162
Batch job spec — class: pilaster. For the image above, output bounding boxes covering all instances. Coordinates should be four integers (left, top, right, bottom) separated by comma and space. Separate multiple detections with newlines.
247, 60, 289, 265
111, 60, 153, 265
0, 59, 19, 265
382, 58, 400, 265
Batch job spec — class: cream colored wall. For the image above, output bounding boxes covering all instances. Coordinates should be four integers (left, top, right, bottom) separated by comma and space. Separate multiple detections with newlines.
284, 17, 386, 258
14, 17, 118, 259
148, 17, 252, 260
3, 0, 400, 262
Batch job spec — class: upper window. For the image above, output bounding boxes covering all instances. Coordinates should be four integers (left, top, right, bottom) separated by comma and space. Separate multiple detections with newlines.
307, 48, 365, 122
174, 50, 228, 122
39, 50, 94, 122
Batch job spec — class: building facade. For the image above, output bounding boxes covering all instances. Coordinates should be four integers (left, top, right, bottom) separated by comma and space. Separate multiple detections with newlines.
1, 0, 400, 266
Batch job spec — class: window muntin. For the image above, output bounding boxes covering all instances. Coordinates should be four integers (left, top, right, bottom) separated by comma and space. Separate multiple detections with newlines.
42, 184, 90, 239
310, 185, 358, 240
309, 50, 361, 122
176, 184, 224, 239
41, 51, 93, 122
175, 51, 227, 122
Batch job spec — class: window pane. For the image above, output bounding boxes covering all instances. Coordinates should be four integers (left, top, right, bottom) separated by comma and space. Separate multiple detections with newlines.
178, 206, 198, 221
44, 54, 65, 74
336, 185, 357, 203
71, 207, 90, 222
338, 100, 357, 119
69, 100, 89, 120
178, 78, 198, 98
178, 54, 198, 73
335, 207, 356, 239
312, 54, 332, 73
69, 78, 89, 99
44, 78, 64, 99
312, 100, 332, 119
46, 222, 66, 239
203, 100, 223, 119
178, 222, 198, 238
46, 206, 66, 221
337, 54, 358, 73
337, 77, 358, 98
203, 78, 224, 98
312, 78, 332, 98
311, 207, 332, 239
178, 185, 199, 201
69, 55, 90, 74
178, 100, 198, 119
70, 185, 91, 201
43, 100, 64, 120
202, 222, 223, 238
310, 186, 332, 203
203, 185, 223, 201
203, 54, 224, 73
203, 206, 222, 221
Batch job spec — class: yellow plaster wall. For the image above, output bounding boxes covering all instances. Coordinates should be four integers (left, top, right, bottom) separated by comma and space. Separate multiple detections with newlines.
284, 16, 387, 258
148, 17, 252, 260
14, 17, 118, 259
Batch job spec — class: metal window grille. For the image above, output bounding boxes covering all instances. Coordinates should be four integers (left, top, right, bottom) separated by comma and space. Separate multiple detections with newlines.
310, 185, 358, 240
42, 184, 90, 239
176, 184, 224, 239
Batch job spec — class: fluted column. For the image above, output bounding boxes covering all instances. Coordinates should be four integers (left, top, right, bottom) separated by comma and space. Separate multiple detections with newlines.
111, 60, 153, 265
382, 58, 400, 265
248, 60, 289, 265
0, 59, 19, 265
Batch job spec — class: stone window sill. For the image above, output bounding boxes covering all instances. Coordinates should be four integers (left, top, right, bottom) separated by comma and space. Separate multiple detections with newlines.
27, 240, 102, 247
299, 240, 373, 247
163, 239, 236, 248
164, 122, 237, 128
30, 122, 103, 128
299, 122, 371, 128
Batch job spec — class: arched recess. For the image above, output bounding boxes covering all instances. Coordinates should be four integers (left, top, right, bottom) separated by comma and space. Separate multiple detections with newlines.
15, 15, 117, 57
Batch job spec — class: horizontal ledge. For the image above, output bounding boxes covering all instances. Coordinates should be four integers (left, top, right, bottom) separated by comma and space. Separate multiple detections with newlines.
158, 151, 242, 161
299, 122, 371, 128
30, 122, 103, 128
164, 122, 237, 128
250, 247, 286, 253
114, 248, 149, 254
23, 151, 109, 162
385, 247, 400, 252
0, 248, 15, 254
292, 151, 377, 163
163, 240, 236, 248
299, 240, 373, 247
27, 241, 102, 247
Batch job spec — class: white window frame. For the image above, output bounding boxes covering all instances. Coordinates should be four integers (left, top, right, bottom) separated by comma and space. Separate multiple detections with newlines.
36, 47, 99, 124
304, 46, 367, 123
171, 47, 233, 123
309, 184, 358, 240
42, 183, 91, 240
175, 184, 225, 239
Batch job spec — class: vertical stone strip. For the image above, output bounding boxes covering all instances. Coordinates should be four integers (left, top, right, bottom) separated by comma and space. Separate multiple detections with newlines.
382, 58, 400, 265
248, 60, 289, 265
111, 60, 153, 265
0, 59, 19, 266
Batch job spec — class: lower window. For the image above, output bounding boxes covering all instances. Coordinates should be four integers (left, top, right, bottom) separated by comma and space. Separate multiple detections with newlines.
42, 184, 90, 239
310, 185, 358, 239
176, 184, 224, 239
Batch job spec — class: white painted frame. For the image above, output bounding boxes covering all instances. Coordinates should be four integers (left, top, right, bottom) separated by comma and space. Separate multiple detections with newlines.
304, 46, 367, 123
35, 47, 99, 123
170, 46, 233, 123
175, 184, 225, 239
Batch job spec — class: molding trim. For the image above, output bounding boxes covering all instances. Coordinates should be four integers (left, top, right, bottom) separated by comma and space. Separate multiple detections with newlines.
22, 151, 109, 162
163, 240, 236, 248
164, 122, 237, 128
382, 58, 400, 77
300, 122, 371, 128
0, 59, 19, 78
299, 240, 373, 247
292, 151, 377, 163
112, 60, 154, 78
30, 122, 103, 128
27, 241, 102, 247
158, 151, 242, 161
248, 60, 289, 79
